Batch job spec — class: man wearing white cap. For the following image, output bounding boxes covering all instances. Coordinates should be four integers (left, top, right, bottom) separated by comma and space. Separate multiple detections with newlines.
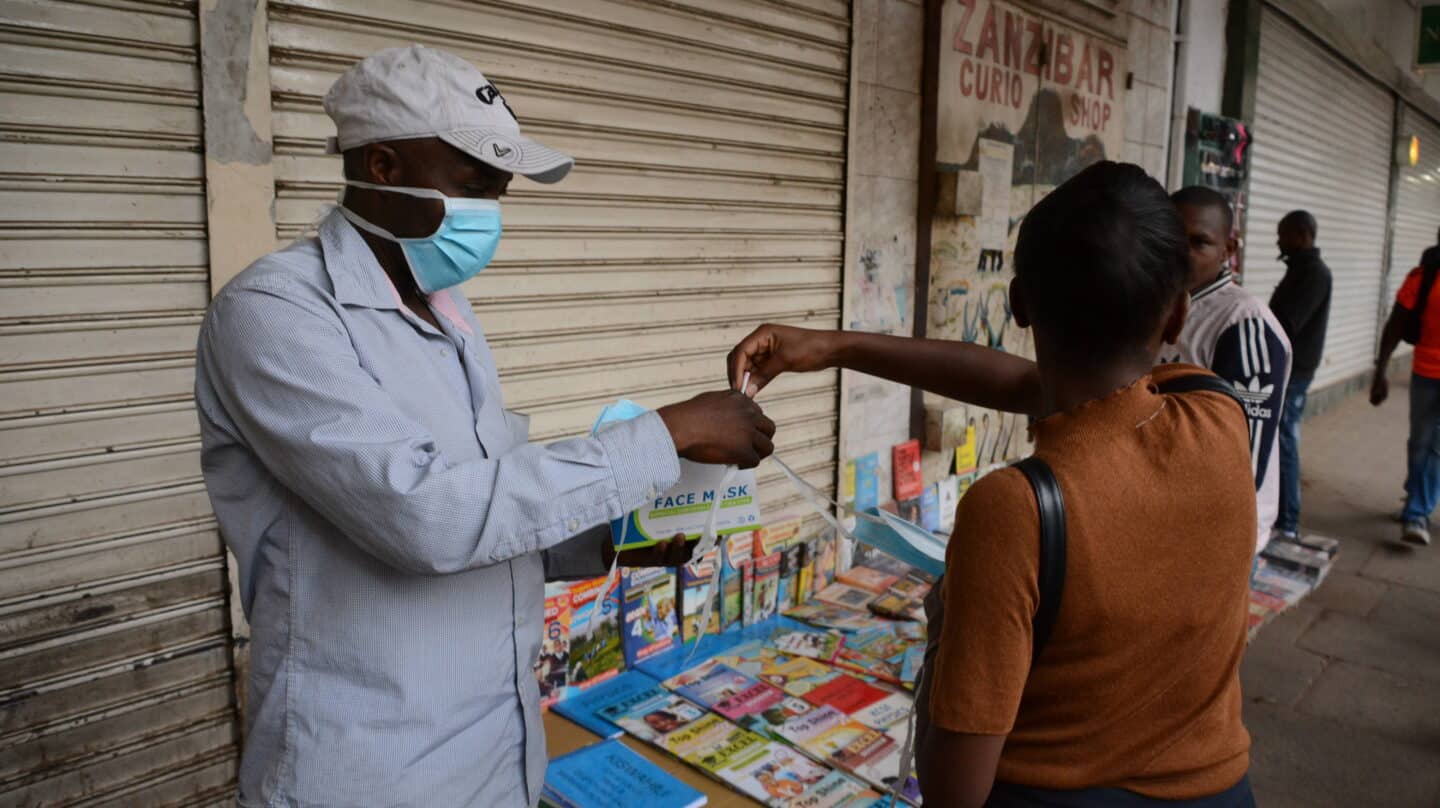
195, 45, 774, 807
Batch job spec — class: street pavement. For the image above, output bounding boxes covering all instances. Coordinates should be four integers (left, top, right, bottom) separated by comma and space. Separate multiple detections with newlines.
1244, 372, 1440, 807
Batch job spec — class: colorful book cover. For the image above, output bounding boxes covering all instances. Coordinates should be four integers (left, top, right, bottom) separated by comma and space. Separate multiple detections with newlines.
752, 549, 781, 622
786, 601, 887, 633
899, 646, 924, 686
776, 703, 848, 748
660, 712, 736, 759
710, 741, 831, 805
770, 624, 843, 663
756, 517, 804, 553
666, 660, 761, 709
712, 679, 787, 722
543, 738, 707, 808
568, 575, 624, 689
709, 639, 775, 678
937, 475, 961, 534
867, 592, 922, 622
954, 425, 978, 475
796, 539, 816, 604
847, 690, 912, 730
760, 655, 845, 698
815, 582, 879, 611
720, 532, 754, 634
802, 673, 890, 715
742, 561, 757, 627
855, 552, 914, 579
736, 694, 815, 741
833, 647, 903, 687
891, 439, 923, 501
890, 574, 933, 601
918, 485, 940, 533
853, 453, 881, 513
778, 543, 804, 612
602, 689, 709, 743
679, 549, 721, 643
813, 532, 839, 591
621, 566, 679, 667
788, 770, 878, 808
844, 460, 857, 507
537, 583, 572, 709
801, 721, 895, 773
551, 670, 664, 739
845, 625, 911, 662
837, 566, 899, 595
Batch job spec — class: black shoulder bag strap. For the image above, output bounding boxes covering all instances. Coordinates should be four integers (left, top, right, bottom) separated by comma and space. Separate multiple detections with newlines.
1154, 372, 1245, 415
1012, 456, 1066, 662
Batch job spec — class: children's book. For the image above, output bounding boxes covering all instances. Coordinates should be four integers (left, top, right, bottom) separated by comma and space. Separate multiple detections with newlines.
919, 485, 940, 533
537, 583, 572, 708
760, 655, 845, 698
551, 670, 663, 739
801, 673, 890, 715
735, 694, 816, 742
660, 712, 737, 759
666, 660, 761, 709
543, 738, 707, 808
895, 497, 921, 524
867, 592, 922, 622
778, 542, 804, 613
855, 552, 914, 579
796, 539, 816, 605
679, 549, 721, 643
601, 688, 709, 743
720, 532, 754, 634
815, 582, 879, 611
833, 647, 903, 687
705, 740, 831, 806
854, 453, 880, 513
776, 703, 848, 748
712, 679, 787, 723
786, 601, 887, 633
954, 425, 978, 476
899, 646, 924, 686
889, 574, 933, 601
837, 566, 899, 595
770, 624, 843, 663
787, 770, 878, 808
892, 440, 923, 501
621, 566, 679, 667
568, 575, 624, 689
937, 475, 961, 534
813, 532, 839, 591
752, 549, 781, 622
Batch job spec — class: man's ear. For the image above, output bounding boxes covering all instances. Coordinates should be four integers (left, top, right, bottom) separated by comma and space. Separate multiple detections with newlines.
1161, 292, 1189, 345
1225, 233, 1239, 266
1009, 277, 1030, 329
362, 142, 403, 185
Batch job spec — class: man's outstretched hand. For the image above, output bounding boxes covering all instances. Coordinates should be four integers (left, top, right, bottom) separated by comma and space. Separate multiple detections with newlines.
658, 390, 775, 469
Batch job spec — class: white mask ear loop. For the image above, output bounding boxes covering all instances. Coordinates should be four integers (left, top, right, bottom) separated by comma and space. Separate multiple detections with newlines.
682, 464, 737, 663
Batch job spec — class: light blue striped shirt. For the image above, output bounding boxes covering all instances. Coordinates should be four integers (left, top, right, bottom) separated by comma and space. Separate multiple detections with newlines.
195, 210, 681, 807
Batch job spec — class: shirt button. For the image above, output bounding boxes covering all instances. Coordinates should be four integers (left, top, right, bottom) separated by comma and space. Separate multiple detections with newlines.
567, 519, 580, 533
439, 348, 449, 357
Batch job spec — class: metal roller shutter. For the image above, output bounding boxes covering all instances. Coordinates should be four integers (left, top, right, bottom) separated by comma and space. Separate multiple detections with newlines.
1242, 6, 1392, 390
265, 0, 850, 520
1388, 105, 1440, 351
0, 0, 238, 804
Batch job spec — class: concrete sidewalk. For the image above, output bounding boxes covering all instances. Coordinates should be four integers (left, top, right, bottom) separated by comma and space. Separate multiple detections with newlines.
1243, 374, 1440, 807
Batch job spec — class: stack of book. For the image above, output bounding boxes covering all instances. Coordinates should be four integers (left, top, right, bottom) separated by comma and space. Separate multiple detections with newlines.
1247, 533, 1340, 639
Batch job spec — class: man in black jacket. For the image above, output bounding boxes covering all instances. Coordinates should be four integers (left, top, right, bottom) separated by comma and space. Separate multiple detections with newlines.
1268, 210, 1332, 539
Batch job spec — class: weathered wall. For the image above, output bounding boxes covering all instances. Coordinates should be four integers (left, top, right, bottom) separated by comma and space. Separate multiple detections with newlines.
840, 0, 925, 501
1122, 0, 1178, 182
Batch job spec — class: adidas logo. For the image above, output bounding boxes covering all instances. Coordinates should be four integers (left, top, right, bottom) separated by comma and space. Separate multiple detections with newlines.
1232, 376, 1274, 404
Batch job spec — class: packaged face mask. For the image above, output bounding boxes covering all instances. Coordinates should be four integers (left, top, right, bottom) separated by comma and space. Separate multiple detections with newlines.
592, 400, 762, 551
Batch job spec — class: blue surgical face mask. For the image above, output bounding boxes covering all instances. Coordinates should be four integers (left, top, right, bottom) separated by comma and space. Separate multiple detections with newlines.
339, 180, 502, 294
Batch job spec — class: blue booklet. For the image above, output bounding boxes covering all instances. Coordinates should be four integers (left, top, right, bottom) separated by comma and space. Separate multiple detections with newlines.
544, 739, 707, 808
552, 670, 661, 739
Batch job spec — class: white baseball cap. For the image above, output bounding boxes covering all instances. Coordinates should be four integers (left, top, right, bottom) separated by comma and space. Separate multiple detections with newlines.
323, 44, 573, 184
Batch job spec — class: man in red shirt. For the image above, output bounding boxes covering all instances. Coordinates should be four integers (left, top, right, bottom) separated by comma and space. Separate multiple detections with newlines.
1372, 239, 1440, 546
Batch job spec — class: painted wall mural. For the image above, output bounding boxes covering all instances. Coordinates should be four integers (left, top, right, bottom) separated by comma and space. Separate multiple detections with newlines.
928, 0, 1127, 465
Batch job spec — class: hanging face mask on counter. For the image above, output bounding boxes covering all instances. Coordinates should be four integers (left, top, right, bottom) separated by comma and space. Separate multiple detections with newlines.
339, 180, 502, 294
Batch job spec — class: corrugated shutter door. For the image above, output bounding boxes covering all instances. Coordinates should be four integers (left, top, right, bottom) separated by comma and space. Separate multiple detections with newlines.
1242, 7, 1392, 389
266, 0, 849, 519
1388, 106, 1440, 341
0, 0, 238, 804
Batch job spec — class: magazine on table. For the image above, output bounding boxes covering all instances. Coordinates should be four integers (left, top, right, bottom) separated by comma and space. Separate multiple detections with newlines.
542, 738, 707, 808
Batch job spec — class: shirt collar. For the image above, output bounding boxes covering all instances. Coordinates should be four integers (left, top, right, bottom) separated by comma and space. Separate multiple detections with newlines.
318, 208, 475, 336
1190, 271, 1232, 303
319, 207, 402, 310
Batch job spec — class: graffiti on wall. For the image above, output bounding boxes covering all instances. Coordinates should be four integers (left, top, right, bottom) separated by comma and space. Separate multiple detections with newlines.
929, 0, 1127, 463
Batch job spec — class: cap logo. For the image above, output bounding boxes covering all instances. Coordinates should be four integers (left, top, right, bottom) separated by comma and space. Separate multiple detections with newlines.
475, 84, 500, 104
492, 144, 513, 158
